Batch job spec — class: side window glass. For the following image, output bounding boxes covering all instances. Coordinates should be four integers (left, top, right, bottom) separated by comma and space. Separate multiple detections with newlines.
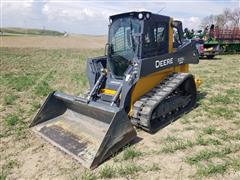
173, 27, 181, 47
112, 26, 133, 53
155, 26, 165, 43
144, 31, 151, 44
144, 23, 166, 47
144, 26, 152, 46
143, 22, 168, 57
113, 27, 125, 52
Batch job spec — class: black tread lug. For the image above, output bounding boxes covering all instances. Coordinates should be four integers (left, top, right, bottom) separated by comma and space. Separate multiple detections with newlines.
131, 72, 196, 132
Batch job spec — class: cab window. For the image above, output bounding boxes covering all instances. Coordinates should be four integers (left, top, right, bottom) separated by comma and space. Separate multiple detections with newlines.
143, 22, 168, 57
173, 27, 182, 48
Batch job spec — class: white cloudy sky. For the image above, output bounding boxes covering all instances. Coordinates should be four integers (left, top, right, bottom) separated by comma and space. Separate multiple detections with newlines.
1, 0, 239, 35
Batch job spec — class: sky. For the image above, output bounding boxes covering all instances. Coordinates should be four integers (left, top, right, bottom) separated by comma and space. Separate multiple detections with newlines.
1, 0, 240, 35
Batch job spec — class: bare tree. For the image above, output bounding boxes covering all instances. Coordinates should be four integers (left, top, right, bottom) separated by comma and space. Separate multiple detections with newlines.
223, 8, 231, 20
229, 8, 240, 28
215, 14, 227, 28
200, 15, 215, 28
201, 8, 240, 29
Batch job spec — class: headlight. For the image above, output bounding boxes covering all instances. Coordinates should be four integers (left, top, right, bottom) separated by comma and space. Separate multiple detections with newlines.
138, 13, 143, 19
146, 13, 150, 19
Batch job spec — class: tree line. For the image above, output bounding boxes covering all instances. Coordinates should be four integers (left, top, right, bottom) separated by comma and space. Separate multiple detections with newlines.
201, 8, 240, 29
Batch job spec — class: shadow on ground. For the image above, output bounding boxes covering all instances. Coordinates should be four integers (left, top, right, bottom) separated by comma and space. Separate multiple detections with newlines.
199, 57, 222, 61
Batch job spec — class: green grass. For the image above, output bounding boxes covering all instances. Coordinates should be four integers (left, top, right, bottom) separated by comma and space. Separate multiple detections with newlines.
15, 125, 27, 139
195, 136, 221, 146
186, 145, 240, 177
215, 129, 229, 140
161, 135, 223, 154
186, 150, 214, 165
0, 27, 64, 36
230, 159, 240, 171
161, 140, 194, 153
185, 147, 232, 165
72, 72, 88, 87
209, 94, 233, 105
81, 171, 97, 180
163, 135, 179, 142
147, 163, 161, 171
202, 126, 216, 135
3, 94, 18, 105
232, 120, 240, 127
33, 70, 54, 96
2, 74, 38, 91
99, 166, 116, 178
207, 107, 235, 119
83, 163, 159, 179
123, 147, 142, 160
184, 126, 197, 131
4, 114, 20, 126
196, 162, 228, 176
82, 164, 152, 179
30, 101, 41, 112
180, 116, 191, 124
34, 81, 52, 96
117, 164, 142, 177
233, 133, 240, 140
0, 160, 19, 179
0, 175, 6, 180
215, 130, 240, 141
3, 113, 26, 139
225, 88, 240, 99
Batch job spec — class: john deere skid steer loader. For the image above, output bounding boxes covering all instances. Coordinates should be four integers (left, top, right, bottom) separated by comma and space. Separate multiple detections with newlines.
30, 11, 201, 169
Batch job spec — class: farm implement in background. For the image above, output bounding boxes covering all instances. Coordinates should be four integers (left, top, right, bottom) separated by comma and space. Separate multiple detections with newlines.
185, 25, 240, 59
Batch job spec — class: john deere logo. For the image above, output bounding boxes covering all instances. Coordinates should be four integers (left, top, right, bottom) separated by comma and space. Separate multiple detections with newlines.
155, 58, 173, 68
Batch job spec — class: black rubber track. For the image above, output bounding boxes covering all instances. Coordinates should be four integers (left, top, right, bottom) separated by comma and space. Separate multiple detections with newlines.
131, 73, 197, 133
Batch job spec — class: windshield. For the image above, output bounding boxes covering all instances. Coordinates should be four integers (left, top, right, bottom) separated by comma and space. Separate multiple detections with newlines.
109, 17, 141, 77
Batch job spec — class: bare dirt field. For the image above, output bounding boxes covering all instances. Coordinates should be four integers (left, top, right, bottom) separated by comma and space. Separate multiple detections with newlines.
1, 35, 106, 49
0, 37, 239, 180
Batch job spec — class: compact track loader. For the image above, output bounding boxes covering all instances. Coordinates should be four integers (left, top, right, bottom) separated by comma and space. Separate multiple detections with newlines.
30, 11, 201, 169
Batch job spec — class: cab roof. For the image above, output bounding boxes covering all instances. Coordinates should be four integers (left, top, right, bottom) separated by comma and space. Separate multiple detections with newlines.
109, 11, 170, 22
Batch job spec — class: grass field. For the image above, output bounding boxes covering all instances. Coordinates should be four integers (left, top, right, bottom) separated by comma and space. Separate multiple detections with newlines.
0, 41, 240, 179
0, 27, 64, 36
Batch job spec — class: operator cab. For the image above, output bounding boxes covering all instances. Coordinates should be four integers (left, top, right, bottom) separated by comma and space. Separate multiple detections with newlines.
101, 12, 185, 104
108, 11, 171, 78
